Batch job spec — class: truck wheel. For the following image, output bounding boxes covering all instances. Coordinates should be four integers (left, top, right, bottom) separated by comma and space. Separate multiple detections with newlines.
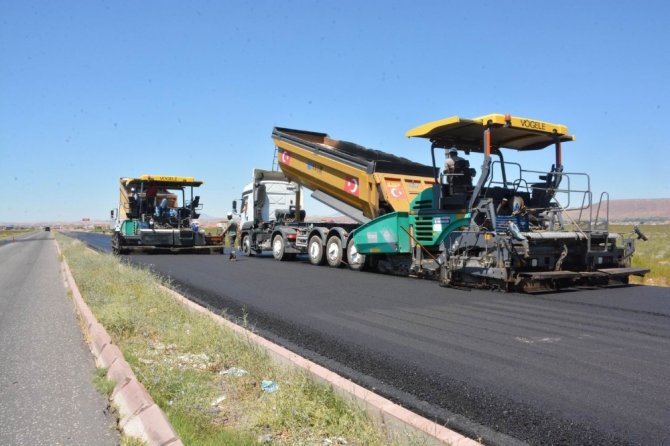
112, 233, 121, 255
242, 235, 254, 257
347, 240, 366, 271
272, 234, 288, 261
325, 235, 343, 268
308, 235, 326, 265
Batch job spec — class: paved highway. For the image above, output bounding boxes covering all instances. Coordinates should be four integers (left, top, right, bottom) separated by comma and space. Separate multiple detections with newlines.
68, 231, 670, 445
0, 231, 118, 445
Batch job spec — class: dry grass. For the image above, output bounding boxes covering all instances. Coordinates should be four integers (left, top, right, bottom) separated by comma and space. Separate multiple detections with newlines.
57, 234, 420, 446
0, 228, 34, 239
610, 224, 670, 287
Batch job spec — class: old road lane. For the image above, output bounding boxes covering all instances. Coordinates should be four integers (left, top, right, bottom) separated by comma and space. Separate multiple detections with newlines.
0, 231, 118, 445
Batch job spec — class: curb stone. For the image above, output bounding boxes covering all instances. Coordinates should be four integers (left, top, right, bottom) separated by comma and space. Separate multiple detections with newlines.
56, 240, 183, 446
58, 236, 479, 446
161, 285, 481, 446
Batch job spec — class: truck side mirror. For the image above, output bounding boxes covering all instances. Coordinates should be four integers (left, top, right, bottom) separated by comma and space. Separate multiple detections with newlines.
232, 200, 237, 213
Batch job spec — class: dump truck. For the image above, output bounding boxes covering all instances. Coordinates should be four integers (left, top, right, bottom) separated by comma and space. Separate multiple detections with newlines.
268, 126, 468, 275
234, 129, 436, 265
111, 175, 223, 254
259, 115, 648, 292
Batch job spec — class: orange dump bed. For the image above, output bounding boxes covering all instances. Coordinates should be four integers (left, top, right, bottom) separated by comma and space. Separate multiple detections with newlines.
272, 127, 436, 221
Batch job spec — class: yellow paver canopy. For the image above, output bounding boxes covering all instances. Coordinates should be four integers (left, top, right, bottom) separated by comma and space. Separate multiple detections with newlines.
121, 175, 204, 189
406, 114, 575, 151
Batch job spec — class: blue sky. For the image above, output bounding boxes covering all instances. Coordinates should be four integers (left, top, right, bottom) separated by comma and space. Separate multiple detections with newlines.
1, 0, 668, 223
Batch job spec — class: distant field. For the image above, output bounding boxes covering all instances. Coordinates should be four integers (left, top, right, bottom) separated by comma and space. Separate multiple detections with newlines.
0, 228, 33, 239
610, 224, 669, 287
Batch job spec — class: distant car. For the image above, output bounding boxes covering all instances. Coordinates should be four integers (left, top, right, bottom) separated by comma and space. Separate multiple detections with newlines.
44, 226, 50, 231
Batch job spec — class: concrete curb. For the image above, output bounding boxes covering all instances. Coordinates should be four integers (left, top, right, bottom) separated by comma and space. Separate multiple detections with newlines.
56, 241, 183, 446
57, 236, 478, 445
162, 285, 480, 446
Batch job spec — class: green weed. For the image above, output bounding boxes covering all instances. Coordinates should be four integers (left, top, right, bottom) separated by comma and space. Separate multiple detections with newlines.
92, 367, 115, 397
121, 435, 148, 446
57, 234, 412, 446
610, 224, 670, 286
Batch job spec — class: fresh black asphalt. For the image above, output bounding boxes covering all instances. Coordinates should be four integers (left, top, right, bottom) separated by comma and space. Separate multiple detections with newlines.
68, 232, 670, 445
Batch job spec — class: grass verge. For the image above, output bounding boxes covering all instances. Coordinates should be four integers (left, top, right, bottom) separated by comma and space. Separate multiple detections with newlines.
0, 228, 34, 239
56, 234, 417, 446
609, 224, 669, 287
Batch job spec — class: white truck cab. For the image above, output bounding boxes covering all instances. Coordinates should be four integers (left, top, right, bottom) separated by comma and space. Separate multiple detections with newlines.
236, 171, 303, 224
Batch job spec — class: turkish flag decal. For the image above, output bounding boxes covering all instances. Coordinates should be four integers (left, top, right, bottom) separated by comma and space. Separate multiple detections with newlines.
387, 184, 404, 199
344, 176, 360, 196
279, 149, 291, 165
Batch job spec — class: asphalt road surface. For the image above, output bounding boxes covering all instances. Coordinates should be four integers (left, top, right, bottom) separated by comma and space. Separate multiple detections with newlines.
69, 232, 670, 445
0, 231, 118, 445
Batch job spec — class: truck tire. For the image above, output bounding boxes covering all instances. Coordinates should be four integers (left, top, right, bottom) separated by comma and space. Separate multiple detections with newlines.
242, 234, 254, 257
346, 239, 366, 271
325, 235, 344, 268
272, 234, 289, 261
111, 233, 118, 255
308, 235, 326, 265
112, 233, 124, 255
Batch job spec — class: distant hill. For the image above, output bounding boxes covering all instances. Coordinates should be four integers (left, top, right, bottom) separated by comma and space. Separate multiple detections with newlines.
605, 198, 670, 223
303, 200, 670, 224
571, 198, 670, 223
3, 199, 669, 228
304, 201, 670, 225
